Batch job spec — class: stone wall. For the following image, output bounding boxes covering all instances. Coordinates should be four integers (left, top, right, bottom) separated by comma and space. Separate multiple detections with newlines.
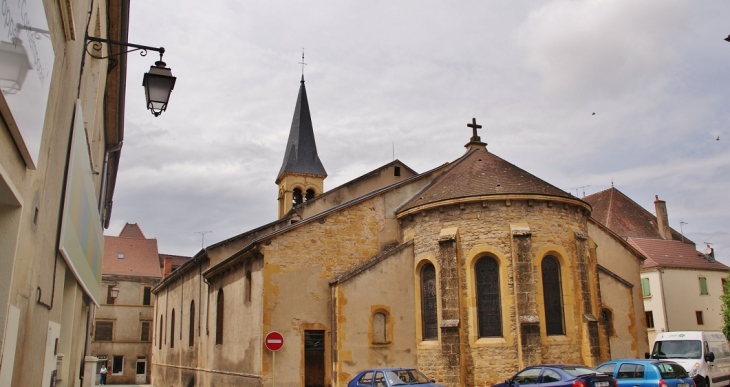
401, 197, 595, 386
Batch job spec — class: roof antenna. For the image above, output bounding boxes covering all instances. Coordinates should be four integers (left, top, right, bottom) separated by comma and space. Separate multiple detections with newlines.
194, 231, 212, 249
299, 48, 307, 78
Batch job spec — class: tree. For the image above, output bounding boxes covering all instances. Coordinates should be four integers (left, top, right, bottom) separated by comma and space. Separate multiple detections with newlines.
721, 273, 730, 339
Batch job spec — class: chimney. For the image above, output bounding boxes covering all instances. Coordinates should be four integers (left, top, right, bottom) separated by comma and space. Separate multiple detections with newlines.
654, 195, 671, 240
163, 256, 172, 277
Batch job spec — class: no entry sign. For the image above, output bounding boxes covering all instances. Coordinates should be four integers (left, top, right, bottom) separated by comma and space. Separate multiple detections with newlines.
265, 331, 284, 351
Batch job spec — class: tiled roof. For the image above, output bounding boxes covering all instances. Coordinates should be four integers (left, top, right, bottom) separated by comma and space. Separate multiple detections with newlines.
583, 187, 692, 243
103, 224, 161, 277
628, 237, 729, 271
276, 76, 327, 183
399, 148, 573, 212
118, 223, 146, 239
159, 254, 192, 269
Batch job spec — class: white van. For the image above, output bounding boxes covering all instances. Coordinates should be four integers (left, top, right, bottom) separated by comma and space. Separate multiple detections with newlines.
648, 331, 730, 387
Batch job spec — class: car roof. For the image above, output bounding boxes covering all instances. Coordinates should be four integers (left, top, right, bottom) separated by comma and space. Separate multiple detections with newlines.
361, 367, 419, 372
600, 359, 682, 365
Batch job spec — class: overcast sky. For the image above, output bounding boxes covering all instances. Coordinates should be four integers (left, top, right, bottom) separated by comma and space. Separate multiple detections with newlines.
109, 1, 730, 266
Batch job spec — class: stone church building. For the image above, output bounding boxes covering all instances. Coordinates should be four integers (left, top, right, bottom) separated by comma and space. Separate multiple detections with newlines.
151, 77, 648, 387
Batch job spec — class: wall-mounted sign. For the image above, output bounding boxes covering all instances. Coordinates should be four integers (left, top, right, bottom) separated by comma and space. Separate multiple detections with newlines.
59, 101, 104, 306
0, 0, 55, 169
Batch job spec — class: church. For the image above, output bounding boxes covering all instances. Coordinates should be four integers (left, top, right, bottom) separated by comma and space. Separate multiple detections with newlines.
150, 76, 648, 387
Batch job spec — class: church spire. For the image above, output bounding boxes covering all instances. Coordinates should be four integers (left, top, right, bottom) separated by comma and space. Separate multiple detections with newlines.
276, 76, 327, 218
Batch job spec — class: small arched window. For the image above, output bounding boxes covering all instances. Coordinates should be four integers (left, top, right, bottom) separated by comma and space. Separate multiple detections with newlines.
305, 189, 315, 201
170, 309, 175, 348
542, 256, 565, 335
420, 264, 438, 340
189, 300, 195, 346
216, 289, 224, 345
475, 256, 502, 337
601, 308, 614, 337
373, 312, 387, 343
292, 188, 303, 205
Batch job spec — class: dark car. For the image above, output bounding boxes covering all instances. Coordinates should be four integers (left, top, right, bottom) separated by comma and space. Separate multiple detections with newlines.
347, 367, 445, 387
492, 364, 617, 387
596, 359, 695, 387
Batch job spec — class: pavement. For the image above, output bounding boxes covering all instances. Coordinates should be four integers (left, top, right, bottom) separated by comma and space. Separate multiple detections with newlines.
97, 385, 152, 387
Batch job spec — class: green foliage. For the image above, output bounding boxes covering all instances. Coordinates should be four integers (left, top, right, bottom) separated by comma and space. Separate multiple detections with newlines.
721, 272, 730, 339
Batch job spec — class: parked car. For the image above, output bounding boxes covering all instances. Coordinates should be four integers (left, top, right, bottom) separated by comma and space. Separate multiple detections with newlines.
347, 367, 445, 387
492, 364, 617, 387
596, 359, 695, 387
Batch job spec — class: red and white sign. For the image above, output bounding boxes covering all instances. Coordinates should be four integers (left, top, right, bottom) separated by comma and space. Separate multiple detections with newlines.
265, 331, 284, 351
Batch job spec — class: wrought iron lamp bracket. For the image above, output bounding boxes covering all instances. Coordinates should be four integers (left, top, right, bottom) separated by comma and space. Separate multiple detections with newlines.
85, 34, 165, 62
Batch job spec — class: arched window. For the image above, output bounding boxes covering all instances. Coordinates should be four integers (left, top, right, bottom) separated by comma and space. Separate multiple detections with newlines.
170, 309, 175, 348
158, 314, 163, 349
292, 188, 303, 205
305, 189, 315, 201
373, 312, 387, 343
245, 270, 252, 303
542, 256, 565, 335
189, 300, 195, 346
475, 257, 502, 337
420, 264, 438, 340
216, 289, 224, 345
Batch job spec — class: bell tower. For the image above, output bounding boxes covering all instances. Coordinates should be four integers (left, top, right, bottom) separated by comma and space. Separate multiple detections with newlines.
276, 75, 327, 218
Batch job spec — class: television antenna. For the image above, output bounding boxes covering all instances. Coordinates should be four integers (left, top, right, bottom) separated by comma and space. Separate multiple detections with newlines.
567, 185, 591, 198
194, 231, 213, 249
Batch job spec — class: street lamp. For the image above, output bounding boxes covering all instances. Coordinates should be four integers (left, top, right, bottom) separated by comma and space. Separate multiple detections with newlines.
85, 34, 176, 117
110, 286, 120, 300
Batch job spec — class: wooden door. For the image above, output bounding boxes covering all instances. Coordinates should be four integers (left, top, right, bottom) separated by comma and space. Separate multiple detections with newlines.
304, 330, 325, 387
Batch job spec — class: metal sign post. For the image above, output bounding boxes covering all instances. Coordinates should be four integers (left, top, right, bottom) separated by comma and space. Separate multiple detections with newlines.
265, 331, 284, 387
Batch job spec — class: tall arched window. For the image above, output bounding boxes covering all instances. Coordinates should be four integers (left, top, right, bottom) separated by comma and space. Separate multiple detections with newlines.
158, 314, 163, 349
216, 289, 224, 345
542, 256, 565, 335
305, 189, 315, 201
189, 300, 195, 347
170, 309, 175, 348
421, 264, 438, 340
245, 270, 252, 303
475, 257, 502, 337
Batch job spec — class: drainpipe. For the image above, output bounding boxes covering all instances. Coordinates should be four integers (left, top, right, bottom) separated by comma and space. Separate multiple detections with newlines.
658, 268, 669, 332
330, 284, 337, 386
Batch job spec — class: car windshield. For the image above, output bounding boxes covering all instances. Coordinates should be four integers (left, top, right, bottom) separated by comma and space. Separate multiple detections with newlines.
652, 340, 702, 359
561, 366, 599, 377
384, 369, 432, 385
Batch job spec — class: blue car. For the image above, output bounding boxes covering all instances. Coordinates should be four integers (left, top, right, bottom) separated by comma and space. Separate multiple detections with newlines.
596, 359, 695, 387
347, 367, 445, 387
492, 364, 617, 387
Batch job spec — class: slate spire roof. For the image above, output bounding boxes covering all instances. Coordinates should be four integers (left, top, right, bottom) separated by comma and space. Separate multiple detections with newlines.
276, 76, 327, 184
399, 147, 574, 213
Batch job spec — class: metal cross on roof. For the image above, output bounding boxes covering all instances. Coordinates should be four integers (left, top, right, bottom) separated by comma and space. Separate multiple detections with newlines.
467, 117, 482, 142
299, 48, 307, 76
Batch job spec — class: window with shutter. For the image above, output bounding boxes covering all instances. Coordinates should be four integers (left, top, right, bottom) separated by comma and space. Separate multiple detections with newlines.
641, 278, 651, 297
700, 277, 708, 295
